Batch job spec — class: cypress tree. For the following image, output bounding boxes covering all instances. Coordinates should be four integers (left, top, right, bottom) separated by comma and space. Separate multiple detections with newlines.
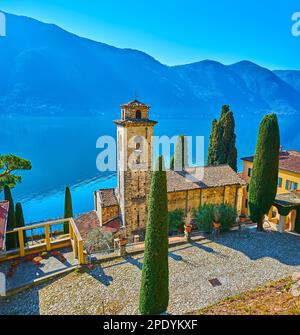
139, 155, 169, 315
170, 156, 174, 170
207, 105, 237, 171
4, 185, 17, 250
15, 202, 28, 245
248, 113, 280, 231
173, 135, 188, 171
64, 186, 73, 234
207, 119, 219, 166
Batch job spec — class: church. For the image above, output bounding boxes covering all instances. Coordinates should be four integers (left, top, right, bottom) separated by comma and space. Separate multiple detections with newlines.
94, 100, 246, 241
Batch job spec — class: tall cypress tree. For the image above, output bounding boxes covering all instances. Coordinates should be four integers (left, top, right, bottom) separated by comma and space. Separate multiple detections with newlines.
207, 118, 220, 166
4, 185, 17, 250
207, 105, 237, 171
139, 156, 169, 315
15, 202, 28, 245
64, 186, 73, 234
173, 135, 188, 171
248, 113, 280, 231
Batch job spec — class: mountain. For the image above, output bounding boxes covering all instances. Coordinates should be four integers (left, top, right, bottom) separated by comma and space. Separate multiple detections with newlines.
1, 11, 300, 119
273, 70, 300, 94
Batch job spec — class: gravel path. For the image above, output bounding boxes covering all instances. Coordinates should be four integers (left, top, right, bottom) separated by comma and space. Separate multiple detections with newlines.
1, 229, 300, 315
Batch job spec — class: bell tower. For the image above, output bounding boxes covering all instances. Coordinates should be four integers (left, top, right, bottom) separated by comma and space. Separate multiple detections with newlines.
114, 100, 157, 240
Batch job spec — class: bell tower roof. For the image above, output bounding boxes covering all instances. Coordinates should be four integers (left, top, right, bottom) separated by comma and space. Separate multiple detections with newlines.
114, 99, 157, 126
121, 99, 150, 108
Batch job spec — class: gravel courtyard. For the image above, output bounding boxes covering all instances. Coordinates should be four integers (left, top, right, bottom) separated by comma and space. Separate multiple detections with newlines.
1, 229, 300, 315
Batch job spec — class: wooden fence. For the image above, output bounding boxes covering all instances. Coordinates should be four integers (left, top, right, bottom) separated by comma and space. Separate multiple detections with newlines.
0, 218, 85, 264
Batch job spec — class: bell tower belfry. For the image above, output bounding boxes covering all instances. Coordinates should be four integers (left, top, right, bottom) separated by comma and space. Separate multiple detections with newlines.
114, 100, 157, 240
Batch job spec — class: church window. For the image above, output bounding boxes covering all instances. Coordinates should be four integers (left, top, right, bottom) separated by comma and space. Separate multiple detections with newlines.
136, 110, 142, 119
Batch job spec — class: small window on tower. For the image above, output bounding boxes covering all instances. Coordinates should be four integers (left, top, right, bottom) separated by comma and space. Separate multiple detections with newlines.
136, 142, 141, 150
136, 110, 142, 119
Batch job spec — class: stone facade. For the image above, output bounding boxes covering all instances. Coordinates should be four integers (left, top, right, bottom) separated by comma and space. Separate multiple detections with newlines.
95, 100, 246, 241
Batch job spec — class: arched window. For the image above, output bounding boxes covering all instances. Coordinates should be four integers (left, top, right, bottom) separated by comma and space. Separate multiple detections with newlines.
136, 110, 142, 119
136, 142, 141, 150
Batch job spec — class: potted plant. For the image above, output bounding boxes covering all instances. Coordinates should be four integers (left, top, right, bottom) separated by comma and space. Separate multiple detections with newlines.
239, 213, 247, 223
119, 237, 127, 246
212, 208, 221, 229
184, 223, 193, 234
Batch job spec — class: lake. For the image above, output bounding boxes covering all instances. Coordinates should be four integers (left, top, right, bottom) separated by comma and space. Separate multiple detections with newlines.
1, 114, 298, 224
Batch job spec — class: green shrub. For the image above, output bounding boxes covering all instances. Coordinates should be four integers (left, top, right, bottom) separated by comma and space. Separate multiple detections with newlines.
218, 203, 237, 232
168, 209, 185, 234
193, 204, 214, 233
193, 203, 237, 233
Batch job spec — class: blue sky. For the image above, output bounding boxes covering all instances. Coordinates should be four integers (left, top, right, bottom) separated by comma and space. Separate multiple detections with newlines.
1, 0, 299, 69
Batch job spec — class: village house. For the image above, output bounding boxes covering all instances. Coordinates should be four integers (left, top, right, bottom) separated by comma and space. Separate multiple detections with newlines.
94, 100, 246, 241
241, 149, 300, 232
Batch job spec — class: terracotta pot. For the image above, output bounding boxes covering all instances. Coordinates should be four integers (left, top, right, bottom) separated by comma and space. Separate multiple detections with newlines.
119, 238, 127, 246
213, 222, 221, 229
184, 225, 192, 233
33, 256, 43, 265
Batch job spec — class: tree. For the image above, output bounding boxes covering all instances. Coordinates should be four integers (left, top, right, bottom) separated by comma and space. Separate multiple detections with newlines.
171, 135, 188, 171
248, 113, 280, 231
139, 156, 169, 315
168, 209, 184, 234
4, 185, 17, 250
207, 105, 237, 171
0, 155, 32, 190
64, 186, 73, 234
170, 156, 174, 170
15, 202, 28, 245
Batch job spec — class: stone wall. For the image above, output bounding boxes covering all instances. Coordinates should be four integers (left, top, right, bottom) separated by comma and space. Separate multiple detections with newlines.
101, 205, 119, 225
167, 185, 243, 216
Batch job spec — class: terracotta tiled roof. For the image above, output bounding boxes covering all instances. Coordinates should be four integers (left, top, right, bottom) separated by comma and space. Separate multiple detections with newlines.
102, 218, 121, 235
242, 150, 300, 175
75, 211, 121, 240
113, 119, 157, 126
121, 99, 149, 108
0, 201, 9, 252
97, 188, 118, 207
75, 211, 101, 239
274, 191, 300, 207
167, 165, 246, 192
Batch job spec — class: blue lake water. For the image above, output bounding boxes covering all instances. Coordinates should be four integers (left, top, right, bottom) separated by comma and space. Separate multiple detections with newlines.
1, 114, 298, 224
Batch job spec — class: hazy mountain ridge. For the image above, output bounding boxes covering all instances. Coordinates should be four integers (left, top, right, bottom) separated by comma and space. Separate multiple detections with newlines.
0, 11, 300, 118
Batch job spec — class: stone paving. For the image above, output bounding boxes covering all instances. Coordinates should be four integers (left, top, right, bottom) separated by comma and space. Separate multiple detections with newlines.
0, 229, 300, 315
0, 248, 79, 292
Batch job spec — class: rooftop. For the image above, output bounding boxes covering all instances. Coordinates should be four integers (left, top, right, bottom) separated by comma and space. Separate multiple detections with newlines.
113, 118, 157, 126
274, 191, 300, 207
75, 211, 121, 240
242, 150, 300, 175
0, 201, 9, 252
167, 164, 246, 192
97, 188, 118, 208
121, 99, 150, 108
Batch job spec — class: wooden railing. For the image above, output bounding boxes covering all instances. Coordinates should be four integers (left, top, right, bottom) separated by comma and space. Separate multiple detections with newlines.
1, 218, 85, 264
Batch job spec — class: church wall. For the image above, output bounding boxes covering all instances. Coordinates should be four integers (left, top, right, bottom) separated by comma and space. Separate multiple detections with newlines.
167, 185, 241, 215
